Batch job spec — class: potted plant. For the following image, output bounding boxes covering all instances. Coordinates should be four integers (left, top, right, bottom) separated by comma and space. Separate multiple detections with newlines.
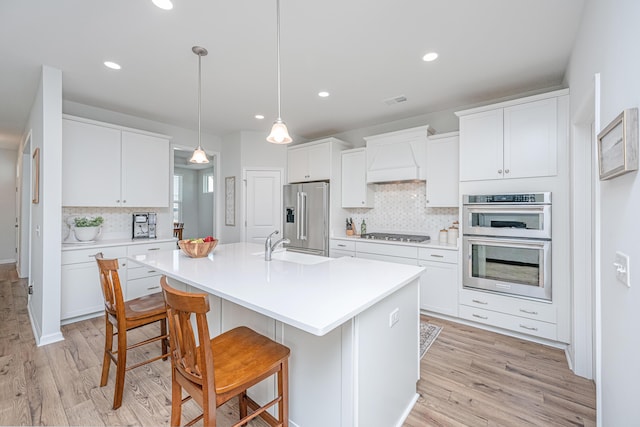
73, 216, 104, 242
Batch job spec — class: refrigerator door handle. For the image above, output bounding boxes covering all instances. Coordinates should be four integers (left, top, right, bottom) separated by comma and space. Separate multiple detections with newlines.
300, 192, 307, 240
296, 192, 301, 240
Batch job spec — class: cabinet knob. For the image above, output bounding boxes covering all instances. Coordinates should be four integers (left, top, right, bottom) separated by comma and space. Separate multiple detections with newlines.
123, 200, 127, 203
361, 201, 365, 204
426, 199, 430, 204
116, 199, 120, 203
498, 169, 503, 174
504, 169, 510, 174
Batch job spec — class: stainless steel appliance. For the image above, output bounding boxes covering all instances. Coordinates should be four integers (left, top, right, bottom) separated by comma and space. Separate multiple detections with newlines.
361, 232, 430, 243
462, 193, 552, 300
132, 212, 157, 239
283, 182, 329, 256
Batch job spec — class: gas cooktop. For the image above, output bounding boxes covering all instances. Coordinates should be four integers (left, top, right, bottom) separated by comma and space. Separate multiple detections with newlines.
360, 233, 431, 243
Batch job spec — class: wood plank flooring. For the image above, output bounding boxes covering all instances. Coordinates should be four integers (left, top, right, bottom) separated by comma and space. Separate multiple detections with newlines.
0, 263, 595, 426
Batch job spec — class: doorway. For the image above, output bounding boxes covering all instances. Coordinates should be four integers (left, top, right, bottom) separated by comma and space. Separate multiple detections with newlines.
172, 147, 219, 240
17, 132, 32, 279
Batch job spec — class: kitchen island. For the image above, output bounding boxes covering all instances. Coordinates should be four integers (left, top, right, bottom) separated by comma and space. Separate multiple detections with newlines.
130, 242, 423, 427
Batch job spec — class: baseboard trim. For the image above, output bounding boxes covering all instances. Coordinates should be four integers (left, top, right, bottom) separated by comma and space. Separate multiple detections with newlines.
27, 302, 64, 346
394, 393, 419, 427
0, 258, 17, 264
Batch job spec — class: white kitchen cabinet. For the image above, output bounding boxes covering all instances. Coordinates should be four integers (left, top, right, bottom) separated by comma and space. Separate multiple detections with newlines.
62, 119, 122, 206
426, 132, 459, 207
457, 91, 565, 181
341, 148, 374, 208
458, 288, 557, 340
418, 247, 458, 316
62, 116, 170, 207
61, 246, 127, 322
61, 239, 176, 323
329, 239, 356, 258
287, 140, 331, 183
121, 131, 170, 207
126, 240, 177, 299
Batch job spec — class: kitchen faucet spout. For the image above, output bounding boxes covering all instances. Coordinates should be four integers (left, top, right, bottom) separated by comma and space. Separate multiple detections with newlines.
265, 230, 290, 261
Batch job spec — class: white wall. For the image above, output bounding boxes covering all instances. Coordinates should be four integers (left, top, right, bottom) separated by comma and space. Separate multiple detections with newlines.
26, 66, 63, 346
0, 147, 17, 263
566, 0, 640, 423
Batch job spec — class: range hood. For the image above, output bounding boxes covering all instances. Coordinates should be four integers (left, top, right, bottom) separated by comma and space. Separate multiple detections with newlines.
364, 125, 432, 183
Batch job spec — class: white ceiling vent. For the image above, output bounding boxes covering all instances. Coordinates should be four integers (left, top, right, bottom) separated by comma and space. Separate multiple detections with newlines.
383, 95, 408, 106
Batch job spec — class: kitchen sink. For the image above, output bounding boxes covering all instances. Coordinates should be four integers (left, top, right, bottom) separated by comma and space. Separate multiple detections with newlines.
253, 249, 332, 265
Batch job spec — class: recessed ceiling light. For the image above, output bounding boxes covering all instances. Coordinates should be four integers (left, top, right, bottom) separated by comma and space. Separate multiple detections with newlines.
104, 61, 121, 70
152, 0, 173, 10
255, 114, 265, 120
318, 91, 330, 98
422, 52, 438, 62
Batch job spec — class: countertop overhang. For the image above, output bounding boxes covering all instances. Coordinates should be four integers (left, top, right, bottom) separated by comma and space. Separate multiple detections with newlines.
130, 242, 424, 337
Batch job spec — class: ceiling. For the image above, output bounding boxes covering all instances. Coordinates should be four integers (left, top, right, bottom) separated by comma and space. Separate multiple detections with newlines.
0, 0, 585, 150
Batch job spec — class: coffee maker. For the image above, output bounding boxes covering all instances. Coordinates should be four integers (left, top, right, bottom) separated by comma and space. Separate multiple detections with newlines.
132, 212, 157, 239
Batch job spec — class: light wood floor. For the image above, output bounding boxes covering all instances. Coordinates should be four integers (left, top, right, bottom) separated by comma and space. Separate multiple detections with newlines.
0, 264, 595, 426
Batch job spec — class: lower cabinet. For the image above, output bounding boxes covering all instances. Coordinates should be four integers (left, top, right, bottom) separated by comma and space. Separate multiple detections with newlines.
418, 248, 458, 316
61, 239, 176, 323
458, 288, 557, 340
329, 239, 355, 258
61, 246, 127, 321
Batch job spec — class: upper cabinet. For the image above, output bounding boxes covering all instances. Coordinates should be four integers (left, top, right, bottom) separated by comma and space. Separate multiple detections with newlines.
364, 125, 433, 183
426, 132, 459, 207
342, 148, 373, 208
456, 90, 567, 181
62, 116, 170, 207
287, 138, 348, 183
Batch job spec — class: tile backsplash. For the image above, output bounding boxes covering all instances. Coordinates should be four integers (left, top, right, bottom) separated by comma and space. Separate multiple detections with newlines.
62, 207, 171, 242
344, 182, 458, 237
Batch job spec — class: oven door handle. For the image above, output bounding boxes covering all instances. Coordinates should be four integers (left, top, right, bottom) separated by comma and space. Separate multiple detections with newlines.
464, 236, 549, 249
464, 205, 548, 215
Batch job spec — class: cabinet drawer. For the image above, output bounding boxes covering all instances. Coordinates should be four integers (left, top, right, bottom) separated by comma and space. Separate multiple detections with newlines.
417, 247, 458, 264
330, 239, 356, 252
62, 246, 127, 265
330, 249, 355, 259
355, 241, 418, 258
127, 241, 176, 257
356, 252, 418, 266
127, 265, 162, 280
459, 289, 556, 323
127, 276, 163, 300
459, 305, 557, 341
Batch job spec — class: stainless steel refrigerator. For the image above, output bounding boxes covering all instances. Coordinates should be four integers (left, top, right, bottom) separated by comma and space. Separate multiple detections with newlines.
283, 182, 329, 256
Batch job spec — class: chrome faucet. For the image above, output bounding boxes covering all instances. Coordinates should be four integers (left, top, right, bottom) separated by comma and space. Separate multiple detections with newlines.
265, 230, 290, 261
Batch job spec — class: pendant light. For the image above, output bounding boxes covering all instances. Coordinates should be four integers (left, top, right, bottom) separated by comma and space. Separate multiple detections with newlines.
266, 0, 293, 144
190, 46, 210, 163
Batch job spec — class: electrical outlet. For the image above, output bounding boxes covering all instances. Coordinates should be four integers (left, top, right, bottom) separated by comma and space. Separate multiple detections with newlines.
389, 308, 399, 327
614, 251, 631, 288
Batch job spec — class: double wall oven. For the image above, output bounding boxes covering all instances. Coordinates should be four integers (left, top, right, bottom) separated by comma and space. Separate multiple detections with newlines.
462, 193, 552, 301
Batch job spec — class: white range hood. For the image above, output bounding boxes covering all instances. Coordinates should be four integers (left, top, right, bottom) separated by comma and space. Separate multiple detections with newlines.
364, 125, 433, 183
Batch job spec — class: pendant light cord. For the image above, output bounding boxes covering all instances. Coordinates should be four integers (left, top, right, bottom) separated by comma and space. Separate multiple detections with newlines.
276, 0, 282, 121
197, 52, 202, 149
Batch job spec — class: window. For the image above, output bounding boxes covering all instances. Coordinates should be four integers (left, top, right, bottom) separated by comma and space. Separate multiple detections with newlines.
203, 172, 214, 193
173, 174, 183, 222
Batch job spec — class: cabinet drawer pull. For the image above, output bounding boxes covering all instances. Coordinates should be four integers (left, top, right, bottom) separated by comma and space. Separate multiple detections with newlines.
472, 299, 488, 305
148, 248, 161, 251
147, 270, 156, 274
519, 324, 538, 331
430, 254, 444, 258
519, 308, 538, 315
472, 313, 488, 320
146, 286, 160, 291
337, 244, 346, 247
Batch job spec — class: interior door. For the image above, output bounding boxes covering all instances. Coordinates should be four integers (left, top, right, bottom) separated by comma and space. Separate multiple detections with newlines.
244, 169, 282, 244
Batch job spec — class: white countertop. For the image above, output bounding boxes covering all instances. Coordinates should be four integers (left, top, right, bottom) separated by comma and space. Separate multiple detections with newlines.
130, 242, 424, 337
62, 237, 176, 251
331, 235, 459, 251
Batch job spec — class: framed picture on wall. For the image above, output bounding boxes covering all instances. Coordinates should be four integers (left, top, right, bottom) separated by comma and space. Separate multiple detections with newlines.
598, 108, 638, 180
32, 147, 40, 204
225, 176, 235, 226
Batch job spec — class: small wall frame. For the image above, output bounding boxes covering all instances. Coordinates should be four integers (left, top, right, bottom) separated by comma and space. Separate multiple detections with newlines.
597, 108, 638, 180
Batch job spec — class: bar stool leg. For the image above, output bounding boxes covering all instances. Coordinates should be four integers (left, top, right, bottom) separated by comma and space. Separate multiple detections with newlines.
113, 326, 127, 409
100, 318, 113, 387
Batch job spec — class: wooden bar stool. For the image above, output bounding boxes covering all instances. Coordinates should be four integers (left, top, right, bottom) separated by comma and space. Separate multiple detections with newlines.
160, 276, 290, 427
95, 253, 170, 409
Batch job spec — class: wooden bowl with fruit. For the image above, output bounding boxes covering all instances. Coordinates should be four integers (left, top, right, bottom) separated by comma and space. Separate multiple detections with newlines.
178, 236, 218, 258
